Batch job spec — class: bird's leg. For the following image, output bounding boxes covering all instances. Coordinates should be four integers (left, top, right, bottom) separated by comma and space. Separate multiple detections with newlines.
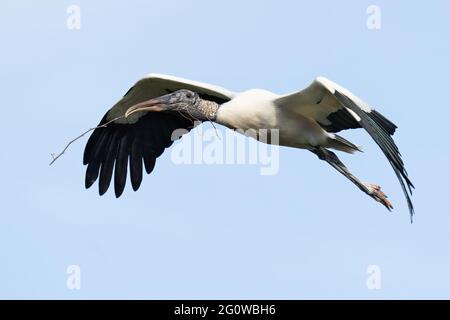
311, 147, 393, 211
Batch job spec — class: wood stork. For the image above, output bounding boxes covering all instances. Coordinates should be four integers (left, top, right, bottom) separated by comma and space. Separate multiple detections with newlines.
84, 74, 414, 217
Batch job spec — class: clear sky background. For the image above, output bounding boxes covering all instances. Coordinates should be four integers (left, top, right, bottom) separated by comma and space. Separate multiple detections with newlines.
1, 1, 449, 299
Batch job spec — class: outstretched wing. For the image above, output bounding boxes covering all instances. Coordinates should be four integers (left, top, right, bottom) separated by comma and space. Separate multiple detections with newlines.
107, 73, 235, 124
275, 77, 414, 217
84, 74, 235, 197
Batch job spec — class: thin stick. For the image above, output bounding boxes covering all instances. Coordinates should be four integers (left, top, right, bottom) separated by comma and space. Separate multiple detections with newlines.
176, 110, 195, 124
49, 116, 125, 166
175, 109, 220, 139
208, 119, 221, 140
203, 114, 221, 140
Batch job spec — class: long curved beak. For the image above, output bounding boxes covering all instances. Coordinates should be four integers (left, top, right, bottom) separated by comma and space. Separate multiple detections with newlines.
125, 95, 173, 118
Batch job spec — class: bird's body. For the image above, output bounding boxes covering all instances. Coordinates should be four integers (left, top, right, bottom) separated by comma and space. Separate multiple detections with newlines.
83, 73, 414, 218
218, 89, 331, 149
218, 89, 280, 130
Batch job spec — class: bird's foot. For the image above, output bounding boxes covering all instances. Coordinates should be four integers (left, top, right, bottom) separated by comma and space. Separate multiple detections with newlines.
365, 183, 393, 211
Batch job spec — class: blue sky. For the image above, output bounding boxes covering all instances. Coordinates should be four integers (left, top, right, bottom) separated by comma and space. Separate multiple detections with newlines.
1, 0, 449, 299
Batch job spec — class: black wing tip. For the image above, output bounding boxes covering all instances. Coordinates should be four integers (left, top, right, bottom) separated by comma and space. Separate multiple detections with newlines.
83, 111, 193, 197
333, 90, 415, 220
115, 188, 125, 198
408, 199, 415, 223
370, 109, 397, 136
130, 173, 143, 192
85, 177, 95, 190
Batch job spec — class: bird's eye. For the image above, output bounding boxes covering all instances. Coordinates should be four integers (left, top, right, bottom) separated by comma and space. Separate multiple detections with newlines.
186, 92, 193, 98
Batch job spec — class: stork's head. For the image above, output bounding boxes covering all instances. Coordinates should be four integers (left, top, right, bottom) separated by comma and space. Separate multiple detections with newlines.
125, 89, 199, 118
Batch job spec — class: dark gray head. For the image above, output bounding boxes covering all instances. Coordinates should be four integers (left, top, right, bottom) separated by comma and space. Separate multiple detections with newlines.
125, 89, 220, 121
125, 89, 201, 118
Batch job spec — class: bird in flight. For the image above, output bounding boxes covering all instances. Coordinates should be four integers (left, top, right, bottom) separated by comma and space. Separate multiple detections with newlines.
83, 74, 414, 218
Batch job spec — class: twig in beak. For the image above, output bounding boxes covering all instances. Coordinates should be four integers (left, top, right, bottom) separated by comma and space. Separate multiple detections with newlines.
49, 115, 125, 166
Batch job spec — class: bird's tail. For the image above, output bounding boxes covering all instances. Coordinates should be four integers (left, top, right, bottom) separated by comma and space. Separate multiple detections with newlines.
327, 134, 362, 154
